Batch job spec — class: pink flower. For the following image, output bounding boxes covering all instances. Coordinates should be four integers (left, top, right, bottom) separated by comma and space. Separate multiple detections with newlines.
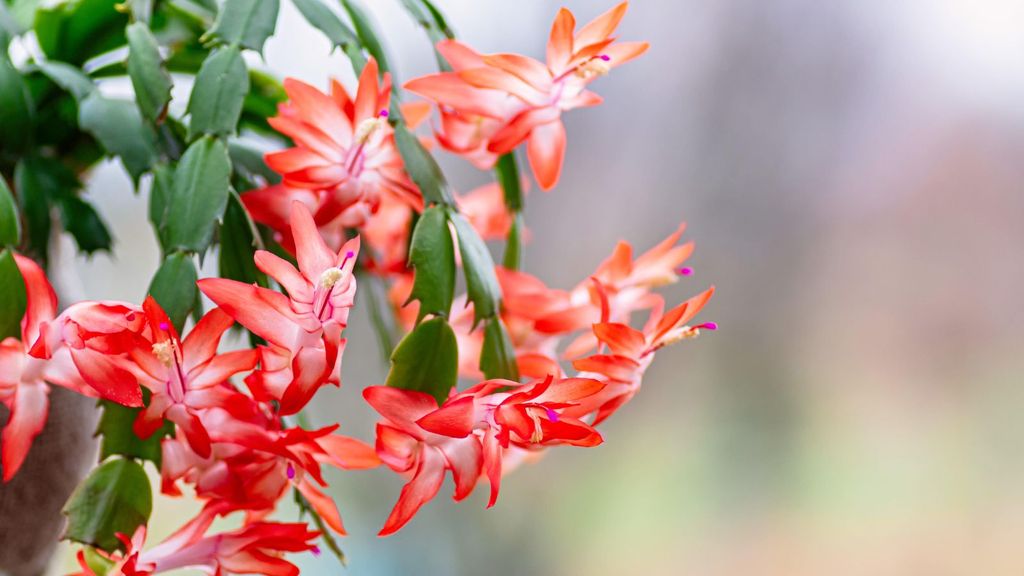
0, 254, 89, 480
198, 202, 359, 414
264, 57, 421, 228
406, 2, 648, 189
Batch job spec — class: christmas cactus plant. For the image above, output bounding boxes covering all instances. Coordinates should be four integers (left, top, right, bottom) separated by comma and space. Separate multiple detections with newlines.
0, 0, 716, 573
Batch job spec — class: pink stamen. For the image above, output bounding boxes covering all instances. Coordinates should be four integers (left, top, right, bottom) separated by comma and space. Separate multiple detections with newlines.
345, 251, 355, 260
678, 267, 693, 276
286, 463, 295, 479
159, 322, 169, 331
599, 54, 611, 61
311, 545, 321, 557
126, 312, 136, 321
698, 322, 718, 331
379, 109, 389, 118
545, 407, 559, 422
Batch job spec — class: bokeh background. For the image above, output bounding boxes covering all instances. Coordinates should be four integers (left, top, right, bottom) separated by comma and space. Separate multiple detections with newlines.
48, 0, 1024, 574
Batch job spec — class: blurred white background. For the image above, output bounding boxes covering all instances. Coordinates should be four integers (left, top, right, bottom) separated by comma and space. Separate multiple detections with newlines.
56, 0, 1024, 574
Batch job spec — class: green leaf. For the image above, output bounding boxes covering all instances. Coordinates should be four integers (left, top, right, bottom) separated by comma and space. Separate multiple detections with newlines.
57, 195, 112, 254
14, 156, 79, 264
34, 0, 128, 65
165, 136, 232, 252
406, 205, 454, 321
34, 60, 95, 101
78, 93, 158, 181
204, 0, 279, 52
291, 0, 364, 69
241, 69, 286, 135
450, 213, 500, 325
339, 0, 390, 74
148, 162, 173, 247
187, 45, 249, 138
0, 177, 20, 246
502, 212, 523, 271
480, 317, 519, 381
0, 51, 33, 151
96, 395, 172, 467
219, 191, 266, 286
385, 316, 457, 405
229, 138, 281, 184
126, 22, 172, 124
79, 546, 114, 576
0, 249, 27, 341
147, 251, 198, 332
63, 458, 152, 553
393, 122, 453, 206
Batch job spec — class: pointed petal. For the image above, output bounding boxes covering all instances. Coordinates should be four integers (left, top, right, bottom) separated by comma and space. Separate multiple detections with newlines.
188, 349, 259, 389
354, 58, 381, 123
71, 348, 143, 406
593, 322, 645, 357
196, 278, 301, 349
181, 308, 234, 372
547, 8, 576, 72
602, 41, 650, 68
416, 396, 476, 438
290, 201, 338, 281
440, 437, 482, 501
2, 382, 49, 481
574, 2, 628, 50
481, 54, 552, 92
282, 78, 352, 148
378, 448, 445, 536
526, 119, 567, 191
316, 435, 381, 469
253, 251, 311, 302
13, 254, 56, 344
296, 478, 346, 535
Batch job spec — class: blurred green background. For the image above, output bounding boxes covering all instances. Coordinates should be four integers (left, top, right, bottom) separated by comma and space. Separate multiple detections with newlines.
46, 0, 1024, 574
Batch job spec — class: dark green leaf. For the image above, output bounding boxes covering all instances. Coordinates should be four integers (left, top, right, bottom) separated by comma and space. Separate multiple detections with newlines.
241, 69, 286, 135
0, 249, 26, 341
406, 205, 454, 321
340, 0, 390, 74
126, 22, 172, 124
0, 51, 33, 151
147, 251, 198, 332
148, 162, 173, 247
96, 395, 172, 467
78, 93, 158, 181
165, 136, 231, 252
63, 458, 152, 553
34, 0, 127, 65
58, 195, 112, 254
495, 152, 523, 211
502, 212, 523, 271
219, 191, 266, 286
187, 45, 249, 138
393, 122, 453, 206
480, 317, 519, 381
15, 156, 79, 263
450, 212, 500, 325
292, 0, 364, 68
385, 316, 458, 405
204, 0, 279, 52
229, 138, 281, 184
34, 60, 95, 101
0, 177, 20, 246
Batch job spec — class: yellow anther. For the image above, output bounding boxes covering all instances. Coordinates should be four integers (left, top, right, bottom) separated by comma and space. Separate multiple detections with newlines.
152, 341, 175, 366
318, 267, 344, 289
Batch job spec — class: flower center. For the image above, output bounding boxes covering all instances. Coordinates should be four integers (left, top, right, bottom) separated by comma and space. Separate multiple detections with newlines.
574, 55, 611, 80
318, 267, 344, 289
152, 341, 175, 367
353, 110, 389, 145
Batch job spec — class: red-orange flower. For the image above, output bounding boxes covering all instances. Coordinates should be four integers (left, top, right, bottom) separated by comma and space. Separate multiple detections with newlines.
265, 57, 421, 228
406, 2, 648, 189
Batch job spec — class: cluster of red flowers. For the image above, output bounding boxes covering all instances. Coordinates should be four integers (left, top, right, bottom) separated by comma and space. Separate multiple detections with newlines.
0, 3, 714, 574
